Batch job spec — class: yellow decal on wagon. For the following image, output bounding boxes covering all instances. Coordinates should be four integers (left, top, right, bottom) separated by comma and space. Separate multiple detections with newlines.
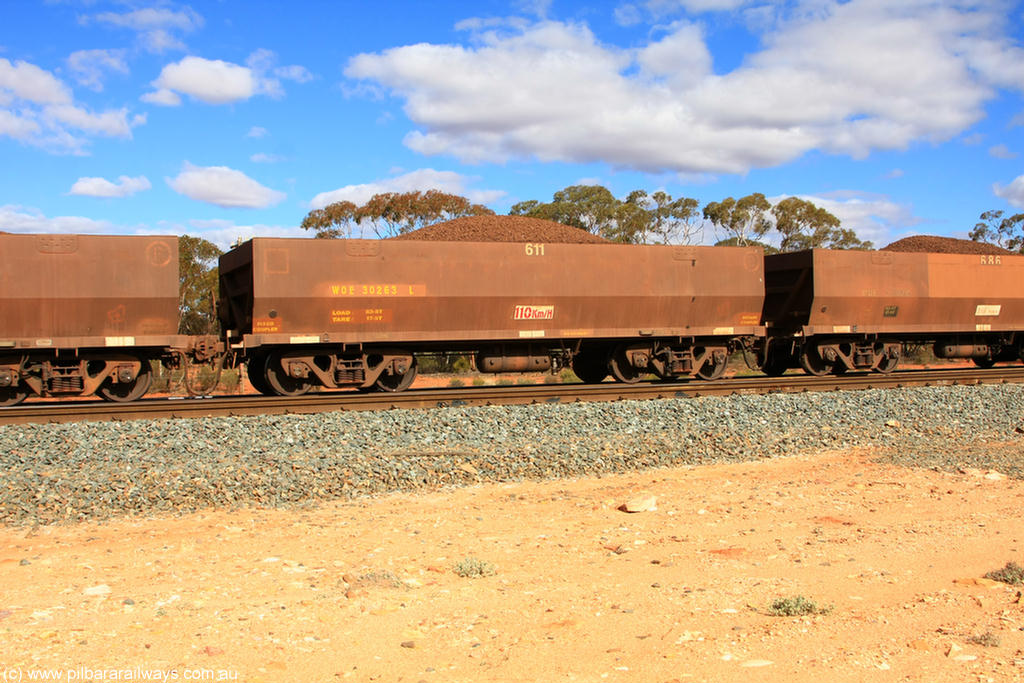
975, 304, 1001, 316
329, 284, 426, 296
253, 319, 280, 333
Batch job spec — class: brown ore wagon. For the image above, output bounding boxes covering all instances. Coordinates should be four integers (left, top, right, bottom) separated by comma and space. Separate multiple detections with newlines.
763, 248, 1024, 375
0, 233, 198, 405
218, 238, 766, 394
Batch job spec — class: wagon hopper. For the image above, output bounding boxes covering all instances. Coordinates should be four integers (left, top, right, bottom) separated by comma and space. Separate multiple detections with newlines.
763, 249, 1024, 375
0, 234, 208, 405
218, 238, 766, 394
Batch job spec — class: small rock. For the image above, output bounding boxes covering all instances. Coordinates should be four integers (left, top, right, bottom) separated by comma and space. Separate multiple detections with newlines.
19, 559, 30, 566
619, 494, 657, 513
122, 598, 135, 606
953, 577, 1003, 589
83, 584, 111, 597
983, 470, 1007, 481
884, 419, 901, 428
946, 643, 963, 658
202, 646, 224, 656
909, 639, 930, 651
400, 640, 416, 649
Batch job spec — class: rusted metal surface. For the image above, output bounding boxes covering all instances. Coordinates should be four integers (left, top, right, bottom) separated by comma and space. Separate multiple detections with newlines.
5, 366, 1024, 425
219, 239, 766, 347
0, 233, 181, 348
764, 249, 1024, 336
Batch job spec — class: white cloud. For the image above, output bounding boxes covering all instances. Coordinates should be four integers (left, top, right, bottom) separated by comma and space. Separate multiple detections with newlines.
884, 168, 905, 179
346, 3, 1023, 175
150, 56, 255, 105
88, 7, 203, 54
179, 219, 305, 249
167, 162, 286, 208
0, 58, 72, 105
1, 58, 144, 152
67, 49, 128, 92
310, 168, 505, 209
989, 144, 1017, 159
247, 126, 269, 138
250, 152, 285, 163
768, 191, 922, 248
993, 175, 1024, 208
69, 175, 151, 198
140, 88, 181, 106
147, 51, 311, 105
0, 204, 117, 234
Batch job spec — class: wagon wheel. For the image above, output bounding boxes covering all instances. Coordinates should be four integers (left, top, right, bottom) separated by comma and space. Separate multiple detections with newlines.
695, 353, 727, 380
375, 357, 418, 392
609, 345, 643, 384
972, 357, 996, 369
571, 351, 609, 384
875, 352, 900, 374
98, 362, 154, 402
0, 385, 28, 407
798, 346, 832, 377
760, 352, 789, 377
831, 363, 848, 376
264, 353, 312, 397
246, 352, 274, 395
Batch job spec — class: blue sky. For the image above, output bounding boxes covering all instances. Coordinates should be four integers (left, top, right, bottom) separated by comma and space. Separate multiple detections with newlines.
2, 0, 1023, 249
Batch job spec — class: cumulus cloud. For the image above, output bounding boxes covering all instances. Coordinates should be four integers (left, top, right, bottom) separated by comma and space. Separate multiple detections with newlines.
309, 168, 505, 209
776, 191, 923, 248
69, 175, 151, 198
993, 175, 1024, 208
247, 126, 269, 138
345, 2, 1024, 175
67, 49, 128, 92
249, 153, 285, 163
989, 144, 1017, 159
167, 162, 286, 208
145, 51, 311, 105
178, 219, 305, 249
1, 58, 145, 153
0, 204, 118, 234
87, 7, 203, 53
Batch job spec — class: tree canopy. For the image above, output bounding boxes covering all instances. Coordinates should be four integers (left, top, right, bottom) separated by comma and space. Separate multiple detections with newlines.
969, 209, 1024, 253
702, 194, 772, 247
178, 235, 222, 335
301, 190, 494, 239
510, 184, 702, 244
771, 197, 871, 251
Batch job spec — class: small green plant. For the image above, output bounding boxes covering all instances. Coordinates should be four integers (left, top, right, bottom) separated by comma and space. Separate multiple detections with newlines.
452, 356, 472, 373
968, 631, 1000, 648
448, 378, 465, 388
766, 595, 832, 617
496, 378, 514, 386
984, 561, 1024, 585
516, 377, 534, 385
453, 557, 496, 578
543, 373, 560, 384
219, 369, 240, 393
560, 368, 580, 383
472, 376, 487, 386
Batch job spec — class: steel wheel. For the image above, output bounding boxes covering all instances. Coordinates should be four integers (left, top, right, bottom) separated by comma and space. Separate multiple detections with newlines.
609, 346, 642, 383
375, 357, 417, 392
972, 357, 996, 369
798, 346, 832, 377
875, 351, 900, 374
98, 362, 153, 402
264, 353, 312, 396
695, 353, 727, 380
0, 385, 28, 407
571, 351, 609, 384
247, 352, 274, 395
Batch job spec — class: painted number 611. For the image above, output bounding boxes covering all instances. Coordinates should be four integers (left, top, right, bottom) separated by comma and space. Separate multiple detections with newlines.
525, 243, 546, 256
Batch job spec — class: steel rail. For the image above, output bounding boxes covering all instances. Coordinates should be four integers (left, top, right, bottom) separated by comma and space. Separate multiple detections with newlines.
2, 366, 1024, 425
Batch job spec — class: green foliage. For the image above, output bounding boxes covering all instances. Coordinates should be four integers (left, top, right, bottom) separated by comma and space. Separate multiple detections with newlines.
452, 356, 472, 373
969, 210, 1024, 252
452, 557, 496, 578
178, 235, 222, 335
472, 376, 487, 386
984, 560, 1024, 585
511, 184, 701, 244
301, 190, 494, 239
771, 197, 872, 251
560, 368, 580, 383
703, 193, 772, 246
448, 377, 465, 387
968, 632, 1001, 648
766, 596, 832, 617
714, 237, 778, 254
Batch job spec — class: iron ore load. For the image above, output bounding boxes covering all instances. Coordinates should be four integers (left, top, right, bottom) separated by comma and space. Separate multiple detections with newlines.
2, 225, 1024, 407
0, 233, 218, 406
217, 238, 766, 394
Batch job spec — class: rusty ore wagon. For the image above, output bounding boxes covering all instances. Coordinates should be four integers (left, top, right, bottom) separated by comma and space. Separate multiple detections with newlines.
218, 238, 767, 394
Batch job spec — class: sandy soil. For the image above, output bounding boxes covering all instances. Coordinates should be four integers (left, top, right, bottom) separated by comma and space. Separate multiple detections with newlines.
2, 449, 1024, 683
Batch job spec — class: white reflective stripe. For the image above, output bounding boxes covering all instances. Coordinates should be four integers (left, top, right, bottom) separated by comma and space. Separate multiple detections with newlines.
976, 324, 992, 331
105, 336, 135, 346
832, 325, 852, 334
289, 335, 320, 344
712, 327, 735, 335
975, 304, 1001, 316
518, 330, 545, 338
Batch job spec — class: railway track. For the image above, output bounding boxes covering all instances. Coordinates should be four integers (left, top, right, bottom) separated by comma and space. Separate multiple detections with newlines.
3, 366, 1024, 426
